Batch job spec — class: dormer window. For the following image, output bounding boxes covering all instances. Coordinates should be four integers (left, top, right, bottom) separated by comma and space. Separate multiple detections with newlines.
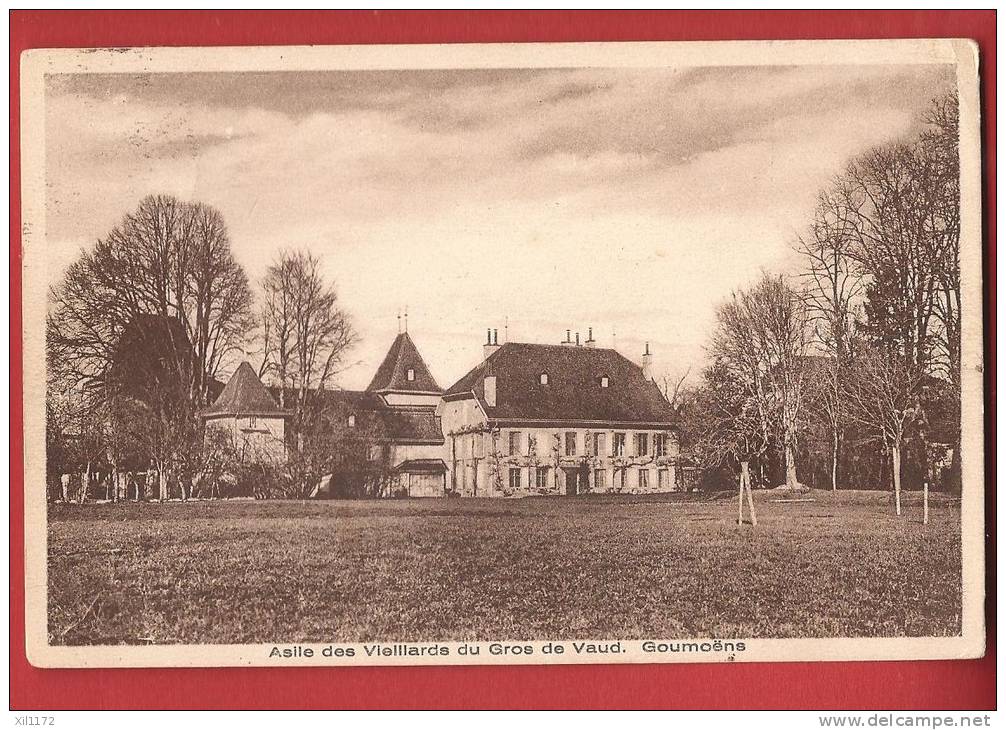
348, 414, 356, 428
406, 368, 416, 382
540, 372, 549, 385
600, 375, 610, 388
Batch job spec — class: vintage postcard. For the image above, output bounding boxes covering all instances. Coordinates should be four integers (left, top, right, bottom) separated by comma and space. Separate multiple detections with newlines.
21, 39, 984, 668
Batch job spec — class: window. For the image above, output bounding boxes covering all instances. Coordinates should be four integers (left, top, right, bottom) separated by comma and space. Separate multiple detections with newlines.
639, 469, 650, 490
635, 433, 649, 456
347, 414, 356, 428
508, 431, 522, 456
614, 467, 626, 491
600, 375, 610, 388
658, 468, 669, 490
655, 433, 667, 457
406, 368, 416, 381
564, 432, 577, 456
540, 372, 549, 385
594, 469, 607, 490
509, 468, 522, 490
247, 416, 258, 429
535, 467, 549, 490
613, 432, 626, 456
594, 433, 606, 457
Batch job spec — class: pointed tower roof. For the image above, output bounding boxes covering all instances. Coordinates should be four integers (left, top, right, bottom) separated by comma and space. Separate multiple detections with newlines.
366, 332, 442, 394
202, 361, 288, 418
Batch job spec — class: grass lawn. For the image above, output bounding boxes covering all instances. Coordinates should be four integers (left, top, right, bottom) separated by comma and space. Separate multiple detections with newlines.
47, 489, 961, 645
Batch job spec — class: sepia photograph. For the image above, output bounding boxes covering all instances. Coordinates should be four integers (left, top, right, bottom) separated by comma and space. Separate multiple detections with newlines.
20, 39, 984, 668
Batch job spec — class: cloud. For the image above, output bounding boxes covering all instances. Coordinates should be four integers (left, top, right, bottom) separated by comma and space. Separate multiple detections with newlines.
43, 63, 955, 388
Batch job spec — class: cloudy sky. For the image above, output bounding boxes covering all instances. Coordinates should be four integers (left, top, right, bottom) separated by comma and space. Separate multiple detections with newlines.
44, 64, 953, 390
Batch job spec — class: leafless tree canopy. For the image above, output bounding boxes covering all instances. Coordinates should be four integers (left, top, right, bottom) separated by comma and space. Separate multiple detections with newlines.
260, 249, 356, 413
47, 194, 254, 404
707, 273, 809, 487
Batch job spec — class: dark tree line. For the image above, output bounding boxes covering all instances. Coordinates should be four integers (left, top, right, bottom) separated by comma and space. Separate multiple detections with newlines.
679, 92, 962, 503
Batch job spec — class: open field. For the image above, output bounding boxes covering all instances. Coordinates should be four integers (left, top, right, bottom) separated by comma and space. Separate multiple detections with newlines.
47, 490, 961, 645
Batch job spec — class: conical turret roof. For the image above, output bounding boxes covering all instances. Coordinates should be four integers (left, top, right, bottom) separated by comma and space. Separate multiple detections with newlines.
202, 361, 288, 417
366, 332, 442, 394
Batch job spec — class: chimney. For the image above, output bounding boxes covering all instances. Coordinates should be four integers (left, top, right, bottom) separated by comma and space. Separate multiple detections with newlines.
641, 342, 654, 381
561, 329, 573, 346
483, 327, 501, 360
484, 374, 497, 408
585, 327, 596, 348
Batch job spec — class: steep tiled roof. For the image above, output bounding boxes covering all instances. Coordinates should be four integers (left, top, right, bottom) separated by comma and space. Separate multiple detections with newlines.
379, 406, 445, 443
203, 362, 287, 417
270, 386, 444, 444
366, 332, 442, 394
444, 343, 677, 426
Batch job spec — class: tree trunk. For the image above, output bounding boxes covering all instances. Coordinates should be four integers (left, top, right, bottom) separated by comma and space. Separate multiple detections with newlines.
158, 469, 169, 501
784, 441, 799, 489
109, 464, 122, 502
738, 460, 757, 526
892, 444, 902, 516
79, 463, 91, 504
923, 481, 930, 525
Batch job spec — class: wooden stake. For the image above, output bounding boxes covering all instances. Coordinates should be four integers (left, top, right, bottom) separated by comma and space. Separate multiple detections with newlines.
745, 468, 758, 527
738, 466, 744, 525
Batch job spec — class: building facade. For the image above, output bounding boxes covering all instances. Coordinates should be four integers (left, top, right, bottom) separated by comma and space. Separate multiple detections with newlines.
203, 328, 680, 498
203, 332, 447, 497
440, 332, 680, 497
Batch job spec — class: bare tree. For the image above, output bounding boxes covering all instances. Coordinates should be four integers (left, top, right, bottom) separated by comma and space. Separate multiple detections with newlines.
843, 345, 924, 515
47, 195, 254, 499
259, 249, 356, 495
710, 273, 810, 489
261, 250, 355, 413
837, 143, 942, 375
920, 92, 961, 392
812, 92, 961, 491
795, 191, 864, 491
920, 92, 962, 491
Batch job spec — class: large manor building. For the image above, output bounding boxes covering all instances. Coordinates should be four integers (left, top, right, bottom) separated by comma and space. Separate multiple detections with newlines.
203, 327, 680, 498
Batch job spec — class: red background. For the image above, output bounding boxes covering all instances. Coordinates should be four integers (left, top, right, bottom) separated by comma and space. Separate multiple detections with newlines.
9, 10, 996, 710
